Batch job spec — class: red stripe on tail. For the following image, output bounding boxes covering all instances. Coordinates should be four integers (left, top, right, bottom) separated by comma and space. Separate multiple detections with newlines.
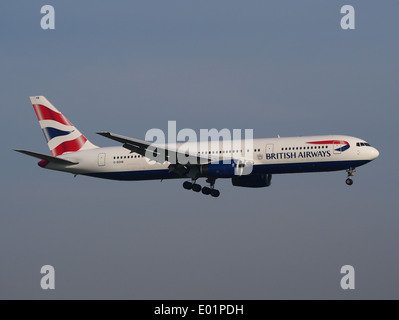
51, 135, 87, 156
33, 104, 72, 126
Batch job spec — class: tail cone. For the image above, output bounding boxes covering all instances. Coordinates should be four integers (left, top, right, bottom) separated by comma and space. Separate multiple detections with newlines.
38, 159, 49, 168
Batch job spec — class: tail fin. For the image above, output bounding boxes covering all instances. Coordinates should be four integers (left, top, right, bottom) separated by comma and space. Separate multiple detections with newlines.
30, 96, 98, 156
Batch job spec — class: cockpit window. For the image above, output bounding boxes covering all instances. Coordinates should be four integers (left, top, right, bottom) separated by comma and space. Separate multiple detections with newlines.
356, 142, 371, 147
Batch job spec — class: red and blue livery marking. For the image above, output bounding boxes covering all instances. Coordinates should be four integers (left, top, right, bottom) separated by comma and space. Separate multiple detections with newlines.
33, 103, 88, 156
33, 104, 72, 126
307, 140, 350, 152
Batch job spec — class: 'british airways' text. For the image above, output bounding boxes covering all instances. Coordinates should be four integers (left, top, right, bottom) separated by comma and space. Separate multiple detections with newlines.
266, 150, 331, 160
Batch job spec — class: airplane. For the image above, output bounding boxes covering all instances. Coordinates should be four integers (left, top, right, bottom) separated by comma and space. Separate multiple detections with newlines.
15, 96, 379, 198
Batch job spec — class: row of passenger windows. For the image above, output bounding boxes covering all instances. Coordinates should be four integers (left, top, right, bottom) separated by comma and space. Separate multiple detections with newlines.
113, 148, 263, 159
110, 142, 373, 160
198, 149, 261, 155
114, 155, 142, 160
281, 145, 328, 151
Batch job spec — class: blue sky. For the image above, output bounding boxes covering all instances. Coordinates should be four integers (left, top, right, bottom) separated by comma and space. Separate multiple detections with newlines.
1, 1, 398, 299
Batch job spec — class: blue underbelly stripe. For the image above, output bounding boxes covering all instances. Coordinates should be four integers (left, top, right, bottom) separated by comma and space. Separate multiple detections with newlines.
83, 160, 370, 181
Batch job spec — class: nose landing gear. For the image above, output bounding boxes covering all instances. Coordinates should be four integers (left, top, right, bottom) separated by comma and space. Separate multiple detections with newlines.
345, 168, 356, 186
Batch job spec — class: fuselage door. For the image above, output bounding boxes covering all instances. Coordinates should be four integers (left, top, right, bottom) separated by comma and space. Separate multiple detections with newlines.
265, 144, 274, 161
98, 153, 106, 166
333, 141, 342, 154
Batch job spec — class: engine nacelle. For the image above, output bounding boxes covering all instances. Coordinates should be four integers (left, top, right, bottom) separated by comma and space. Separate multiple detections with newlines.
232, 173, 272, 188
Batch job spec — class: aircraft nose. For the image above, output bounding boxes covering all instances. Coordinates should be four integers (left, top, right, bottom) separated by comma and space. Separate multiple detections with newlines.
370, 147, 379, 160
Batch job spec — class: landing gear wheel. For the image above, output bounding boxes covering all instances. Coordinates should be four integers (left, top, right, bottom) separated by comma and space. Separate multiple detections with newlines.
202, 186, 211, 195
183, 181, 193, 190
192, 183, 202, 192
345, 168, 356, 186
210, 189, 220, 198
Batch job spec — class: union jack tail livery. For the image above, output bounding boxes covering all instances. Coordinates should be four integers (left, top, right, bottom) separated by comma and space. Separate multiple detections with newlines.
30, 96, 98, 156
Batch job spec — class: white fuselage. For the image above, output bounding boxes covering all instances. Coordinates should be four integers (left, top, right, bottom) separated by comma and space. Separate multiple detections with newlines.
43, 135, 379, 181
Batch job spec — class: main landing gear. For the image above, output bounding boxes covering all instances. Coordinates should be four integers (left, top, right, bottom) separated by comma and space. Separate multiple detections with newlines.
183, 180, 201, 192
345, 168, 356, 186
183, 179, 220, 197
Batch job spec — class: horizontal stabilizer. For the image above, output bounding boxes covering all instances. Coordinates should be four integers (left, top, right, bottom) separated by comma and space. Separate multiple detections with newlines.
14, 149, 79, 165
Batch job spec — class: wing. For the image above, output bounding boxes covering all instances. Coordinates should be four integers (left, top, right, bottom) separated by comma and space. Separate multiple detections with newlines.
97, 131, 212, 166
14, 149, 79, 165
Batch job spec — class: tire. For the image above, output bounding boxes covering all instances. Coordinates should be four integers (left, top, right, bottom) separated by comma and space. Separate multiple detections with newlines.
210, 189, 220, 197
202, 187, 211, 195
183, 181, 193, 190
192, 184, 202, 192
346, 178, 353, 186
